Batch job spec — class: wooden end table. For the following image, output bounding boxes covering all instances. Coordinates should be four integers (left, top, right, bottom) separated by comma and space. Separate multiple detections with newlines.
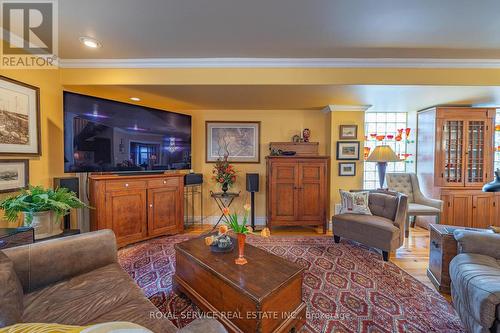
174, 236, 306, 333
427, 224, 491, 293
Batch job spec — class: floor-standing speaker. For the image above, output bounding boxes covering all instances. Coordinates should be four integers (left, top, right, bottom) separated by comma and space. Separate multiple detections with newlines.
246, 173, 259, 229
53, 177, 79, 229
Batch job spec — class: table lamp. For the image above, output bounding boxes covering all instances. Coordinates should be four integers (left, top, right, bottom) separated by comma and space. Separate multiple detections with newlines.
366, 145, 400, 188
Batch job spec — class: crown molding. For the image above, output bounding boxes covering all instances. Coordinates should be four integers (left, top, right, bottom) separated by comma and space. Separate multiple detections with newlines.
322, 105, 372, 113
58, 57, 500, 69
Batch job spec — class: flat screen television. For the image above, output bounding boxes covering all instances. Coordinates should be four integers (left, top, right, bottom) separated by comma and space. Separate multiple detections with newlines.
63, 92, 191, 173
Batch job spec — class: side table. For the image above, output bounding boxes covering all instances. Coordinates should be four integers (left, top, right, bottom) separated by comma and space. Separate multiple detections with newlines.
427, 224, 492, 293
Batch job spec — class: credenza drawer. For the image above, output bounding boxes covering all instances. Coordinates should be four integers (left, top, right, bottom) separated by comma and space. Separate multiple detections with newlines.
106, 180, 147, 191
148, 178, 179, 188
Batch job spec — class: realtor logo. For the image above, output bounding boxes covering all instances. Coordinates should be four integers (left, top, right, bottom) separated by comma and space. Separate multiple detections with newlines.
1, 0, 58, 68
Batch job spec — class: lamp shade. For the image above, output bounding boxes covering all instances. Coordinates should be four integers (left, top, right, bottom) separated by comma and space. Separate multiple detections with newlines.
366, 145, 400, 162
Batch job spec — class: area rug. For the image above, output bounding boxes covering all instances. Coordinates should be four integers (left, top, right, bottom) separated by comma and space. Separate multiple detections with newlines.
117, 234, 464, 333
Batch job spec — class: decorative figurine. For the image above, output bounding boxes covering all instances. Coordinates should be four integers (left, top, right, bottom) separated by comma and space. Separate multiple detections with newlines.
302, 128, 311, 142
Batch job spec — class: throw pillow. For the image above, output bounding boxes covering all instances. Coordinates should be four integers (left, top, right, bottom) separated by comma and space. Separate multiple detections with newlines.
339, 190, 372, 215
0, 252, 23, 328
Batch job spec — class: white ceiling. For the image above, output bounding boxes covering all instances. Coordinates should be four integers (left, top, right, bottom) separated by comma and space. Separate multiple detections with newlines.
59, 0, 500, 59
66, 85, 500, 111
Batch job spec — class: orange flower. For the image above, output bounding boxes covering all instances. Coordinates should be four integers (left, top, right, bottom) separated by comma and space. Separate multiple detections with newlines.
219, 225, 228, 235
243, 203, 251, 212
260, 228, 271, 238
222, 207, 230, 216
205, 236, 214, 246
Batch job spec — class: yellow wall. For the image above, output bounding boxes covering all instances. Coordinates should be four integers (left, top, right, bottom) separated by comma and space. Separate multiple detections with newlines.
328, 112, 366, 215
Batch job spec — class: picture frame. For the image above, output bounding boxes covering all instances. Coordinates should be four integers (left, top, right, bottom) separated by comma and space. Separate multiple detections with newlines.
0, 159, 29, 193
339, 125, 358, 140
0, 76, 41, 156
206, 121, 261, 163
336, 141, 360, 160
338, 162, 356, 176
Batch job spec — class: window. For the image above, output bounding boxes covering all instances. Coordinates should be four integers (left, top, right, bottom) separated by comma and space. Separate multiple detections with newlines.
364, 112, 410, 189
495, 110, 500, 171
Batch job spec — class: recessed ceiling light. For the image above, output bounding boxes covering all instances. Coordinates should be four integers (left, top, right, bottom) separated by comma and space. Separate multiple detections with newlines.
79, 36, 101, 48
130, 97, 141, 102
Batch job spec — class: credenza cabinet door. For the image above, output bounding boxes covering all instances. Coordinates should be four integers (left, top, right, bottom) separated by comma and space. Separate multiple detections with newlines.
105, 189, 147, 246
270, 162, 299, 222
298, 162, 325, 222
472, 194, 495, 229
449, 194, 473, 227
148, 186, 182, 237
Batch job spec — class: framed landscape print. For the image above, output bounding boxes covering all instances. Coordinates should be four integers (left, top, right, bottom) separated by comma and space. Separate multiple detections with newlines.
206, 121, 261, 163
0, 76, 41, 156
0, 159, 29, 193
339, 125, 358, 140
336, 141, 360, 160
339, 162, 356, 176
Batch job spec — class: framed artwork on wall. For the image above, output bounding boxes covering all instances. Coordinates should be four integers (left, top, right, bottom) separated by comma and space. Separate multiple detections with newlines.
339, 125, 358, 140
338, 162, 356, 176
336, 141, 360, 160
0, 159, 29, 193
206, 121, 261, 163
0, 76, 41, 156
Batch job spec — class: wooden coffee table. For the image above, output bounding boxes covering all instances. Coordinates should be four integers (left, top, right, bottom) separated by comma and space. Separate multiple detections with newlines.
174, 236, 306, 333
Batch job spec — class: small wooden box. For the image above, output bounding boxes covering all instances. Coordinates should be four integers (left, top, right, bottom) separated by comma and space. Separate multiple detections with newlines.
269, 142, 319, 156
427, 224, 459, 293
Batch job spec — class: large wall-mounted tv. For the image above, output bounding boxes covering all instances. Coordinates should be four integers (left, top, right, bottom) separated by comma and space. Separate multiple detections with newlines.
63, 92, 191, 173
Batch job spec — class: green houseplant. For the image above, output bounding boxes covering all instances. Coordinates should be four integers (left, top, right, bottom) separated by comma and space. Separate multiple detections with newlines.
0, 185, 88, 239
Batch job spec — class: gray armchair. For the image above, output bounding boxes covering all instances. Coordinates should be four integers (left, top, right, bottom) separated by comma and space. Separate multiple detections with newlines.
386, 173, 443, 237
450, 230, 500, 333
332, 190, 408, 261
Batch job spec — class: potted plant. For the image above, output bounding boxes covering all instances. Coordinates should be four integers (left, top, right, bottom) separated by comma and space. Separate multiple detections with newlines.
206, 204, 270, 265
0, 185, 89, 239
212, 155, 236, 193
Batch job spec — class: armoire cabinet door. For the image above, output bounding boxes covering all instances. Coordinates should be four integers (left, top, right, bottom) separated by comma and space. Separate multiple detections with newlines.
148, 187, 182, 237
298, 162, 325, 221
448, 194, 473, 227
465, 120, 491, 187
472, 194, 495, 229
270, 162, 299, 221
438, 119, 465, 187
105, 189, 147, 246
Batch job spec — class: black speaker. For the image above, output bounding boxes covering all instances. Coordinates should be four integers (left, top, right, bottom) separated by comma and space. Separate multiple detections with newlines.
246, 173, 259, 192
184, 173, 203, 186
53, 177, 79, 229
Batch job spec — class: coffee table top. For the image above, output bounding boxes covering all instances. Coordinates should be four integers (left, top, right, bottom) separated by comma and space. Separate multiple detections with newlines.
175, 236, 304, 302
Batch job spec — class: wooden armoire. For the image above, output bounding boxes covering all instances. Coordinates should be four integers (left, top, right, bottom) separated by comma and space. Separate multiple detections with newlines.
266, 156, 329, 233
417, 107, 499, 228
89, 173, 184, 247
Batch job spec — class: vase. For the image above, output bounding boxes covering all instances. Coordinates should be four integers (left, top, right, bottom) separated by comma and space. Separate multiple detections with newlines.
24, 211, 63, 240
235, 233, 248, 265
221, 182, 229, 193
482, 169, 500, 192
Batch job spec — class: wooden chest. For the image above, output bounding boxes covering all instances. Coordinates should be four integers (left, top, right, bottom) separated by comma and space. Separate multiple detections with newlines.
0, 227, 34, 250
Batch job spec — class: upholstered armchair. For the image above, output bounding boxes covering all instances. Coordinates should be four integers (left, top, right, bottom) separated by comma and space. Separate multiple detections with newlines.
386, 173, 443, 237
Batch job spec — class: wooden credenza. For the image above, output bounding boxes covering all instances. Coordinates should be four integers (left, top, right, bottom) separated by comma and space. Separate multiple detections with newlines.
266, 156, 329, 233
417, 107, 499, 228
89, 173, 184, 247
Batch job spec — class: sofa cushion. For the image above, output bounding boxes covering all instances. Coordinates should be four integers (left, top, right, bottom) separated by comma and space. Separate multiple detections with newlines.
0, 251, 23, 328
333, 214, 399, 251
339, 190, 372, 215
368, 192, 398, 221
22, 263, 176, 333
450, 253, 500, 329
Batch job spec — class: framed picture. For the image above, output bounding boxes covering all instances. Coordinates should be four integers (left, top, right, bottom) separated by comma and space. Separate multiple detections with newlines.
0, 159, 29, 193
336, 141, 360, 160
0, 76, 41, 156
206, 121, 261, 163
339, 162, 356, 176
339, 125, 358, 140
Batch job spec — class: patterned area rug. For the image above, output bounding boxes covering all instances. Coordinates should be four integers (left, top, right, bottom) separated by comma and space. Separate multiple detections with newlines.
117, 234, 464, 333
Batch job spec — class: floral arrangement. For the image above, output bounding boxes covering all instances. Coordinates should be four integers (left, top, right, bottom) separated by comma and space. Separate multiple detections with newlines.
212, 155, 236, 191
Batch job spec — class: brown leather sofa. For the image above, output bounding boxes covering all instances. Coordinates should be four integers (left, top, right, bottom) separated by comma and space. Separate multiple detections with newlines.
332, 190, 408, 261
0, 230, 226, 333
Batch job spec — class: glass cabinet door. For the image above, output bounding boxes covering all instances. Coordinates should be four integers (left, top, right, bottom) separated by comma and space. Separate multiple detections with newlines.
466, 121, 486, 185
441, 120, 464, 185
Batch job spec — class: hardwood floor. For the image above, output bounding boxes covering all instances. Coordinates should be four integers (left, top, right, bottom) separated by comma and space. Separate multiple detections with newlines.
185, 224, 440, 295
